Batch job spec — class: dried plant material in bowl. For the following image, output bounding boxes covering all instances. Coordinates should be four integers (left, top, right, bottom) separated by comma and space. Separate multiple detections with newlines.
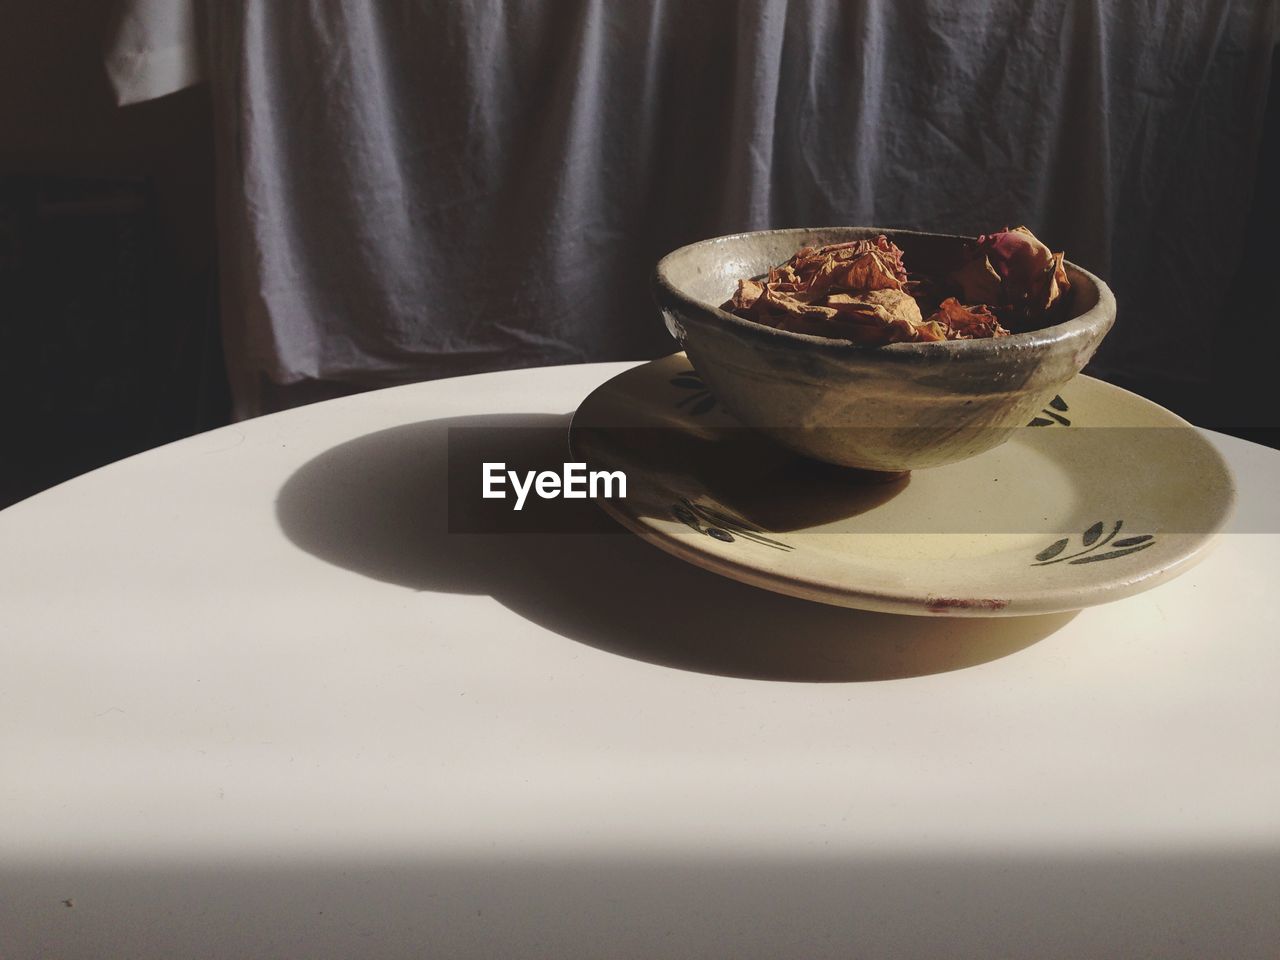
953, 226, 1072, 329
654, 226, 1115, 473
722, 227, 1070, 345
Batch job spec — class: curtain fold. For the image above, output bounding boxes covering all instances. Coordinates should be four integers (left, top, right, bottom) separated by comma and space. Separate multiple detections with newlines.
110, 0, 1278, 417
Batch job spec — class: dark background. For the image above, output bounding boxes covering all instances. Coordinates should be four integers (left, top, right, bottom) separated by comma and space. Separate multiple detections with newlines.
0, 1, 224, 509
0, 3, 1276, 510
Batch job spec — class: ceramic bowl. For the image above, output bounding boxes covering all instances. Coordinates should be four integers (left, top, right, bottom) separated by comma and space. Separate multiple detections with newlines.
653, 226, 1116, 472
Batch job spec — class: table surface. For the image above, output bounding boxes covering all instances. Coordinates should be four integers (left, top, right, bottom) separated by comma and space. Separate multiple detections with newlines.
3, 361, 1278, 959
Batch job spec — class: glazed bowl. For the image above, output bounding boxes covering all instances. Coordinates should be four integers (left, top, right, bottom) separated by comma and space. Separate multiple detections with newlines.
653, 226, 1116, 472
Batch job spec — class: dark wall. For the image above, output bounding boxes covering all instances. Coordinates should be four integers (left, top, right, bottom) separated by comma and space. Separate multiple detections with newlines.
0, 0, 225, 508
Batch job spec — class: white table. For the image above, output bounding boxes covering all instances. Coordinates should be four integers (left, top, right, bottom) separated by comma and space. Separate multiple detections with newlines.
3, 362, 1278, 959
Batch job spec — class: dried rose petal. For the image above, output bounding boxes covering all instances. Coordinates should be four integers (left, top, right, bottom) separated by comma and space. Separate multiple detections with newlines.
969, 225, 1071, 324
728, 277, 766, 313
760, 285, 839, 321
721, 230, 1060, 344
823, 290, 930, 344
768, 264, 801, 286
978, 226, 1054, 286
818, 237, 909, 282
830, 251, 905, 293
916, 319, 949, 342
1037, 251, 1070, 314
927, 297, 1010, 339
789, 238, 909, 288
948, 255, 1003, 307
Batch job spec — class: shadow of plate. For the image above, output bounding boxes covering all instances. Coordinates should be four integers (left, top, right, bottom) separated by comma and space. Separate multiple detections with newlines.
274, 414, 1076, 682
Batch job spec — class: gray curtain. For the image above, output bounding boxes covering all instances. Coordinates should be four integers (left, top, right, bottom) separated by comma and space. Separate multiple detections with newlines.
201, 0, 1278, 417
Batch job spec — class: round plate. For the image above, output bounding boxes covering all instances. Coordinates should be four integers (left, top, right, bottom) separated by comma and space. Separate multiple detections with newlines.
568, 353, 1236, 616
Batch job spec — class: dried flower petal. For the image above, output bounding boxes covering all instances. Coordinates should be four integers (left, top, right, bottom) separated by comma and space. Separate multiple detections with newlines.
979, 226, 1054, 286
720, 228, 1065, 344
948, 255, 1003, 306
760, 285, 839, 321
826, 251, 905, 294
820, 290, 949, 344
728, 277, 766, 312
927, 297, 1011, 339
1037, 251, 1069, 313
965, 225, 1072, 327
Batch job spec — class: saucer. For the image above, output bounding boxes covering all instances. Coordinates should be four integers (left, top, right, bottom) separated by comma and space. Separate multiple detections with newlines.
567, 353, 1235, 616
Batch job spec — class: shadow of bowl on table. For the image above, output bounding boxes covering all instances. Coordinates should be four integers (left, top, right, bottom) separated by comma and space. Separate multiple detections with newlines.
274, 413, 1076, 682
571, 422, 911, 533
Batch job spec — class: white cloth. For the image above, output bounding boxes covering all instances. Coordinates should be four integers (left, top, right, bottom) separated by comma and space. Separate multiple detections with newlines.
107, 1, 1280, 418
104, 0, 202, 106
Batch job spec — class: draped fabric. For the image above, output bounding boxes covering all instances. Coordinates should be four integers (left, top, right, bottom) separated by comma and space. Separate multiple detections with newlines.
111, 1, 1279, 418
105, 0, 201, 106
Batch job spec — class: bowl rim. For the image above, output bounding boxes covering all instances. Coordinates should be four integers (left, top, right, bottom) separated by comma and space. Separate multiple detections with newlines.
654, 225, 1116, 356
